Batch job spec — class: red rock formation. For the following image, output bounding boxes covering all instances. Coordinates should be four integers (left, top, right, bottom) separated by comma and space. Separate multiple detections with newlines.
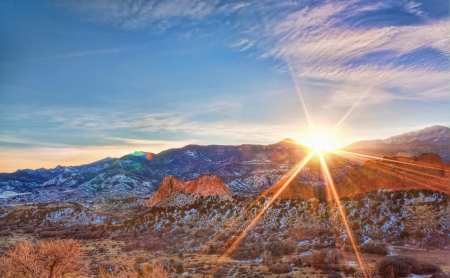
264, 174, 314, 200
336, 153, 449, 198
264, 153, 449, 201
144, 174, 232, 206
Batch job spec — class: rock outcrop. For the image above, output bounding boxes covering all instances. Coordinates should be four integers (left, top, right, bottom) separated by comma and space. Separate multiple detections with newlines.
335, 153, 450, 198
143, 174, 232, 207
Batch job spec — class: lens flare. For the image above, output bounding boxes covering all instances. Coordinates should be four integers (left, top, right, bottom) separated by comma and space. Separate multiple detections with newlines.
317, 151, 368, 278
209, 150, 316, 274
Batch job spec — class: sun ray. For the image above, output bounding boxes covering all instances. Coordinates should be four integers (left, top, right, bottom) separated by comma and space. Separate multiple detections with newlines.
335, 150, 448, 172
332, 150, 448, 193
317, 151, 369, 278
287, 62, 315, 133
209, 150, 316, 274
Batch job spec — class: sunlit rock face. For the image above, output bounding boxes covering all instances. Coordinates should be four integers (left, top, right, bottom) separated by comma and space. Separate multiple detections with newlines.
143, 174, 232, 207
336, 153, 450, 198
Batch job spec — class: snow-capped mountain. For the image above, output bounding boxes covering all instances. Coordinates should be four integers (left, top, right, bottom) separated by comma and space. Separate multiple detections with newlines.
1, 125, 449, 205
344, 125, 450, 162
0, 139, 356, 204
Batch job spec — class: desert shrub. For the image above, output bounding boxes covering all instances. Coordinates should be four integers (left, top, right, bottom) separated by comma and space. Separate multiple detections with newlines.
134, 256, 148, 264
377, 256, 418, 278
313, 249, 343, 271
414, 230, 426, 238
265, 240, 295, 257
230, 240, 263, 260
213, 267, 230, 278
269, 263, 292, 274
313, 242, 332, 249
328, 271, 342, 278
171, 228, 185, 236
378, 258, 410, 278
343, 266, 357, 275
0, 230, 12, 237
121, 241, 140, 252
194, 228, 214, 238
411, 263, 442, 275
432, 271, 450, 278
360, 242, 389, 255
389, 255, 418, 266
143, 241, 162, 251
399, 230, 409, 239
285, 227, 317, 240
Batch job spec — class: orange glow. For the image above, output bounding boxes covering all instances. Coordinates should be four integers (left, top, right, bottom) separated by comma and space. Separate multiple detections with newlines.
335, 149, 448, 172
333, 150, 448, 193
209, 150, 316, 274
317, 151, 368, 278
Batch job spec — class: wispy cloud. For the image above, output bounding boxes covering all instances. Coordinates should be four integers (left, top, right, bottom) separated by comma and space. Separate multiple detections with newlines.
64, 0, 247, 29
243, 1, 450, 107
56, 48, 124, 58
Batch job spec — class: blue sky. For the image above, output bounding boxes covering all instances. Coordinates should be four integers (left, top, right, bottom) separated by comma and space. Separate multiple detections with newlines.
0, 0, 449, 171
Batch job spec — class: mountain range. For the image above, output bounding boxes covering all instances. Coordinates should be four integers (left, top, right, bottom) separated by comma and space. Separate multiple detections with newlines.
1, 125, 449, 205
344, 125, 450, 162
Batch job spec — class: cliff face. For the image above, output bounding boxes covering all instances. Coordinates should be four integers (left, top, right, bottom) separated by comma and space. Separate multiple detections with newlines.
263, 153, 449, 201
144, 174, 232, 206
335, 153, 450, 198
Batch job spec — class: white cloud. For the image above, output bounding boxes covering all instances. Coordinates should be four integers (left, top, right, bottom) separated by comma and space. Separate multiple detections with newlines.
251, 2, 450, 107
65, 0, 245, 29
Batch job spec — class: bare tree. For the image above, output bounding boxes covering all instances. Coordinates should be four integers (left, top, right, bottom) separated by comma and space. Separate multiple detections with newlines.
0, 238, 85, 278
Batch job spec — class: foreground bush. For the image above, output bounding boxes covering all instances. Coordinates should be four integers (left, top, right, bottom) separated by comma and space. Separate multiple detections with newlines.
378, 255, 418, 278
0, 238, 85, 278
411, 263, 442, 275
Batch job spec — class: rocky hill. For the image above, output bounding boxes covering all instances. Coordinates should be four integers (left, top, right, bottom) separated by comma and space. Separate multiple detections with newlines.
143, 174, 232, 207
344, 125, 450, 162
336, 153, 450, 198
1, 125, 449, 205
0, 139, 357, 205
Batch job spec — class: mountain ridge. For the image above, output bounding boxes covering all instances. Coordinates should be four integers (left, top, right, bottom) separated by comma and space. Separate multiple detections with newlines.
1, 125, 449, 205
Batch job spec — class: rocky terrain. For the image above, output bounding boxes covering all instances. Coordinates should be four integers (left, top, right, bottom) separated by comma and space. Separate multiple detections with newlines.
143, 174, 232, 207
1, 125, 449, 207
0, 125, 449, 277
0, 139, 358, 205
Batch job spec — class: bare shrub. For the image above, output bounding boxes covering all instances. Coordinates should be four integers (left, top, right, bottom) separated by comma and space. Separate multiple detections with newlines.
0, 238, 85, 278
121, 241, 140, 252
377, 256, 418, 278
143, 240, 163, 251
98, 261, 169, 278
213, 267, 231, 278
269, 263, 292, 274
194, 228, 214, 238
412, 263, 442, 275
360, 242, 389, 255
265, 240, 295, 257
431, 271, 450, 278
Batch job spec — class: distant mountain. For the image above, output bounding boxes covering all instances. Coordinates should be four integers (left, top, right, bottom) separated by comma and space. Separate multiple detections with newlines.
3, 139, 356, 204
143, 174, 232, 207
344, 125, 450, 162
1, 125, 448, 205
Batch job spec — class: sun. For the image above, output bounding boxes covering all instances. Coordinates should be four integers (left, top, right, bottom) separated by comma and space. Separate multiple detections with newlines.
308, 133, 332, 152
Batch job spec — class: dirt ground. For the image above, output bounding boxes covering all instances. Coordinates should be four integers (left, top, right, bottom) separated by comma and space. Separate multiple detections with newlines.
1, 233, 449, 277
